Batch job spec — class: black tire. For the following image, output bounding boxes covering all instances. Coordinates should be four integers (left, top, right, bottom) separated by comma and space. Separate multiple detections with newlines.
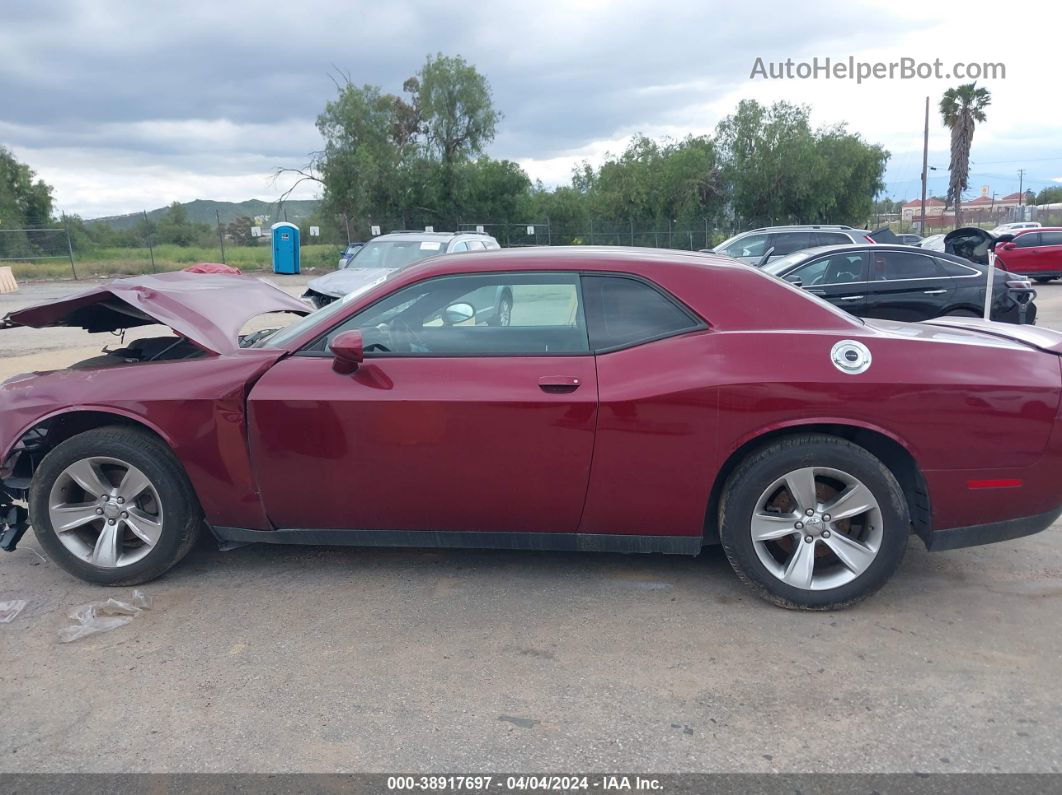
944, 308, 980, 317
1034, 277, 1053, 284
718, 433, 909, 610
30, 427, 202, 585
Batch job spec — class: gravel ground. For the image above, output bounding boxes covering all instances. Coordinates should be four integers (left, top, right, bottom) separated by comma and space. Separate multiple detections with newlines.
1, 273, 1061, 774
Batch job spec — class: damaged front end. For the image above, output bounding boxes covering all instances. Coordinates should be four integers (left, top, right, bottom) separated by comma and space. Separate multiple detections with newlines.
0, 437, 36, 551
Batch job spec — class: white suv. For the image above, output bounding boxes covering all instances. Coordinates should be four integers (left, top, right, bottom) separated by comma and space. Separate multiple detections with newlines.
303, 231, 501, 308
708, 225, 875, 265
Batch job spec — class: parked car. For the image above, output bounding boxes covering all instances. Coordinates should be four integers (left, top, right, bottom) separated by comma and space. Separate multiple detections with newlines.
707, 225, 877, 265
895, 234, 923, 246
918, 233, 946, 251
3, 252, 1062, 610
990, 222, 1041, 236
762, 244, 1037, 324
993, 227, 1062, 283
303, 231, 501, 308
337, 242, 364, 269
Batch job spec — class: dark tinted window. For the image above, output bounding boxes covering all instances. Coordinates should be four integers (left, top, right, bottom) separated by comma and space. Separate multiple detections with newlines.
768, 232, 813, 255
869, 251, 943, 280
814, 231, 853, 246
1039, 231, 1062, 246
583, 276, 699, 351
937, 259, 979, 277
1014, 232, 1041, 248
788, 253, 867, 285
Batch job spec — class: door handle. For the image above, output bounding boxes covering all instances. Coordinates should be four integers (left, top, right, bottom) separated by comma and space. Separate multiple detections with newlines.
839, 295, 864, 301
923, 289, 947, 295
538, 376, 582, 393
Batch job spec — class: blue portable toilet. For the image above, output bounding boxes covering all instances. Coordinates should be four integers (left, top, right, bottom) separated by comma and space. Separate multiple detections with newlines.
271, 222, 300, 274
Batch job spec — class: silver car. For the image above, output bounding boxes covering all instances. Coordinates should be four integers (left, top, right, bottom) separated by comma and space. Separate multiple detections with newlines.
303, 231, 503, 311
707, 225, 875, 265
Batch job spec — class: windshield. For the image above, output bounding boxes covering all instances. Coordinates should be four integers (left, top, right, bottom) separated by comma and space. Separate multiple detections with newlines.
345, 239, 447, 270
761, 251, 811, 276
255, 290, 358, 348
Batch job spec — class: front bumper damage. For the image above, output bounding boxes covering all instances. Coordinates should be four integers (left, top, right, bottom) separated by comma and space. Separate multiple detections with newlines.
0, 485, 29, 551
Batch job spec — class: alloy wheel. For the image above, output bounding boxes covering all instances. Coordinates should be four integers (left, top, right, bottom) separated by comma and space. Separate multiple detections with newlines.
48, 456, 165, 568
750, 466, 883, 591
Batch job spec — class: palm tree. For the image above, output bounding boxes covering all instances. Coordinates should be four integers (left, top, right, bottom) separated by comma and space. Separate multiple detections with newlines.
939, 82, 991, 228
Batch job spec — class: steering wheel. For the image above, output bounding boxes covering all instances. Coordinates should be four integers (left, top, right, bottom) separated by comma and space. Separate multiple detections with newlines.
389, 317, 427, 353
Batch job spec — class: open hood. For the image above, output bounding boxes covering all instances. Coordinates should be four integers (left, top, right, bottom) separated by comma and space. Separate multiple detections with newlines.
943, 227, 996, 265
0, 272, 310, 354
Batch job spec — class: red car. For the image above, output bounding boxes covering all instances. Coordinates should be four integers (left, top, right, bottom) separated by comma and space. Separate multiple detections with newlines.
2, 250, 1061, 609
995, 227, 1062, 283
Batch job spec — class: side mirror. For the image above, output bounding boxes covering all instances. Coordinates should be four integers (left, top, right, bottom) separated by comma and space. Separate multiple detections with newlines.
331, 329, 364, 374
442, 302, 475, 326
784, 275, 803, 287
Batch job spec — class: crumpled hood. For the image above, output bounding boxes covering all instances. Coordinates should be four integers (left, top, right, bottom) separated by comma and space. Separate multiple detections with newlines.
306, 267, 395, 299
0, 271, 309, 354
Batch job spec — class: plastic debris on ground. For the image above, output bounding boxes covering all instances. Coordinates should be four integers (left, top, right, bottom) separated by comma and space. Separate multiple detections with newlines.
58, 591, 152, 643
0, 600, 28, 623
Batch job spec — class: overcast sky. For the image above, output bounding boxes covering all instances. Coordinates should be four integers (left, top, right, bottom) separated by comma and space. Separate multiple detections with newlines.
3, 0, 1059, 218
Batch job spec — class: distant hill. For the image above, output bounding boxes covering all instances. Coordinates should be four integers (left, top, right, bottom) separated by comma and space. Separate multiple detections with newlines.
87, 198, 321, 229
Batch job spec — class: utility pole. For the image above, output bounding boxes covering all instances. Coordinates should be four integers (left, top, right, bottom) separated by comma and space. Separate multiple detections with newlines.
143, 210, 156, 273
1018, 169, 1025, 209
919, 96, 929, 236
216, 209, 227, 264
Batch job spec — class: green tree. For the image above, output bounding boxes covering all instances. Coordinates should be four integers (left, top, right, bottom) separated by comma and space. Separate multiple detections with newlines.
0, 147, 55, 257
939, 82, 991, 227
155, 202, 209, 246
1034, 186, 1062, 205
416, 54, 501, 167
225, 215, 255, 246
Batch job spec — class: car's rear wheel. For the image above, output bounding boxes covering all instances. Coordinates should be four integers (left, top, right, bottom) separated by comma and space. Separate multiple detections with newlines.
491, 291, 513, 327
944, 308, 980, 317
30, 427, 202, 585
718, 433, 909, 609
1034, 277, 1053, 284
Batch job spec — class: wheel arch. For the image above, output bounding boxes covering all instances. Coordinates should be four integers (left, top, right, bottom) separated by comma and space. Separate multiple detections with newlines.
703, 421, 932, 546
4, 408, 175, 488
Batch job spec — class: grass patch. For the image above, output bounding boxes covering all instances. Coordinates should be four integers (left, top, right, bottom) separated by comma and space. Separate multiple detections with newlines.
8, 244, 344, 281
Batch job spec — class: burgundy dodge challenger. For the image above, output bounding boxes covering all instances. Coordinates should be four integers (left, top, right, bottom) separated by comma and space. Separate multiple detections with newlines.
2, 247, 1061, 609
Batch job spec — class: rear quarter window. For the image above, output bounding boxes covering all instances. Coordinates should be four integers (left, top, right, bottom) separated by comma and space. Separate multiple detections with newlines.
582, 275, 701, 351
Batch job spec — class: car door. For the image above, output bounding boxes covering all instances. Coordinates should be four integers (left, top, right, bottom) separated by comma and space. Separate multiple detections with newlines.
996, 232, 1040, 274
863, 249, 954, 321
783, 252, 868, 315
1036, 231, 1062, 275
247, 271, 598, 534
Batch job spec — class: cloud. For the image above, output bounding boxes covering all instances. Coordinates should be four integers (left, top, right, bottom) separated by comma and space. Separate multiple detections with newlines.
1, 0, 1058, 216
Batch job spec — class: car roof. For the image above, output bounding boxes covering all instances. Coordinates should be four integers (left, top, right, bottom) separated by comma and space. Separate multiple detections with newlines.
741, 225, 856, 233
369, 231, 497, 242
768, 243, 984, 270
1013, 226, 1062, 234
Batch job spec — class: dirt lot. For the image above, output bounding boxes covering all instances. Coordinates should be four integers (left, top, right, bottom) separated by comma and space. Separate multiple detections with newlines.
1, 274, 1062, 773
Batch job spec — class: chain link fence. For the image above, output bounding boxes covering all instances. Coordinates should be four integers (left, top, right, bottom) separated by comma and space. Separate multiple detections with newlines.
0, 226, 78, 278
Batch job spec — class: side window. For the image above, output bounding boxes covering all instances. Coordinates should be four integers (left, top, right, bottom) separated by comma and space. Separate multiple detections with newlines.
449, 241, 469, 253
323, 273, 588, 356
814, 232, 853, 246
767, 232, 812, 256
789, 253, 867, 286
869, 251, 944, 281
1038, 231, 1062, 246
466, 240, 486, 251
1014, 233, 1041, 249
937, 259, 979, 277
722, 233, 768, 258
582, 275, 700, 351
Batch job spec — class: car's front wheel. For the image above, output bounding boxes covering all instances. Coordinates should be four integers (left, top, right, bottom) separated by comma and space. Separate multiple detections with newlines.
30, 427, 202, 585
718, 433, 909, 609
1034, 277, 1054, 284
